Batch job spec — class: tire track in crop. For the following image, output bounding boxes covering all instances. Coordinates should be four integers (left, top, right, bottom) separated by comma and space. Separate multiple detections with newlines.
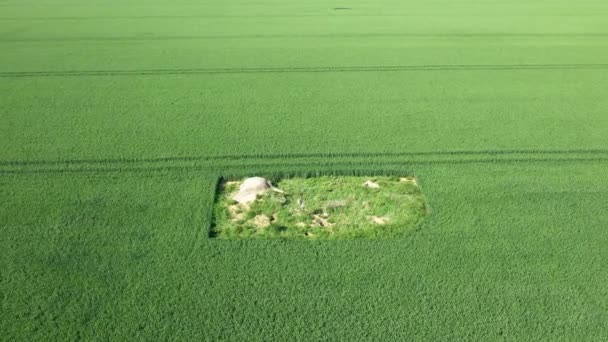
3, 14, 608, 20
0, 15, 353, 20
1, 149, 607, 167
2, 156, 608, 176
2, 33, 608, 43
1, 64, 607, 78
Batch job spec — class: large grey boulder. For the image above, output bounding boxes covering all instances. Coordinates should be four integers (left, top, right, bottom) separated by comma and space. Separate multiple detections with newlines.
232, 177, 282, 204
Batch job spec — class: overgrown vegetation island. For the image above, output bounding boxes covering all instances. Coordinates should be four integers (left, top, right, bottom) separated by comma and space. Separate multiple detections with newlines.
214, 176, 427, 239
1, 0, 607, 340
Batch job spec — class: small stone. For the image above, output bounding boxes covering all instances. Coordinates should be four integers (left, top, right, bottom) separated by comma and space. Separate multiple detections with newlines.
251, 214, 271, 228
228, 205, 245, 222
312, 214, 333, 227
326, 199, 347, 210
363, 180, 380, 189
399, 177, 417, 185
370, 216, 389, 225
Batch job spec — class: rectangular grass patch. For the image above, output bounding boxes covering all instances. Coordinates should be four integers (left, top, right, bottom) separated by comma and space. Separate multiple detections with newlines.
212, 175, 428, 239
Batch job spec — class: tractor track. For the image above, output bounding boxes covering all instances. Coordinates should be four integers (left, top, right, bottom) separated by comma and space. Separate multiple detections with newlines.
1, 154, 608, 176
2, 64, 608, 78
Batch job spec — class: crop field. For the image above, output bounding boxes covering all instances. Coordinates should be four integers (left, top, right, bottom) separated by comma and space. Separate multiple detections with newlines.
1, 0, 608, 340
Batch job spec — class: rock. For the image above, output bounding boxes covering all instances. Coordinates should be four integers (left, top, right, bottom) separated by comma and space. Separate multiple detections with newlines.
228, 205, 245, 222
325, 199, 347, 211
327, 199, 347, 207
363, 180, 380, 189
251, 214, 271, 228
296, 198, 305, 210
312, 214, 333, 227
370, 216, 389, 225
399, 177, 417, 185
232, 177, 282, 204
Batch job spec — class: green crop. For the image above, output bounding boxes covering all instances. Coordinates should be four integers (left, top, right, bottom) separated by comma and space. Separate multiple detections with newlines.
1, 0, 608, 340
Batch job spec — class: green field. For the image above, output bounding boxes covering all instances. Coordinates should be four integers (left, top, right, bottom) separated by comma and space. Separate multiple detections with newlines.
1, 0, 608, 340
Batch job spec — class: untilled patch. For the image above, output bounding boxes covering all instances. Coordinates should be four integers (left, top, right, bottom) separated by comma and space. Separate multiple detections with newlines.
212, 176, 428, 239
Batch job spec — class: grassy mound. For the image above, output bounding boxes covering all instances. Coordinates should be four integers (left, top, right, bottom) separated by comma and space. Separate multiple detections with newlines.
213, 176, 428, 239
